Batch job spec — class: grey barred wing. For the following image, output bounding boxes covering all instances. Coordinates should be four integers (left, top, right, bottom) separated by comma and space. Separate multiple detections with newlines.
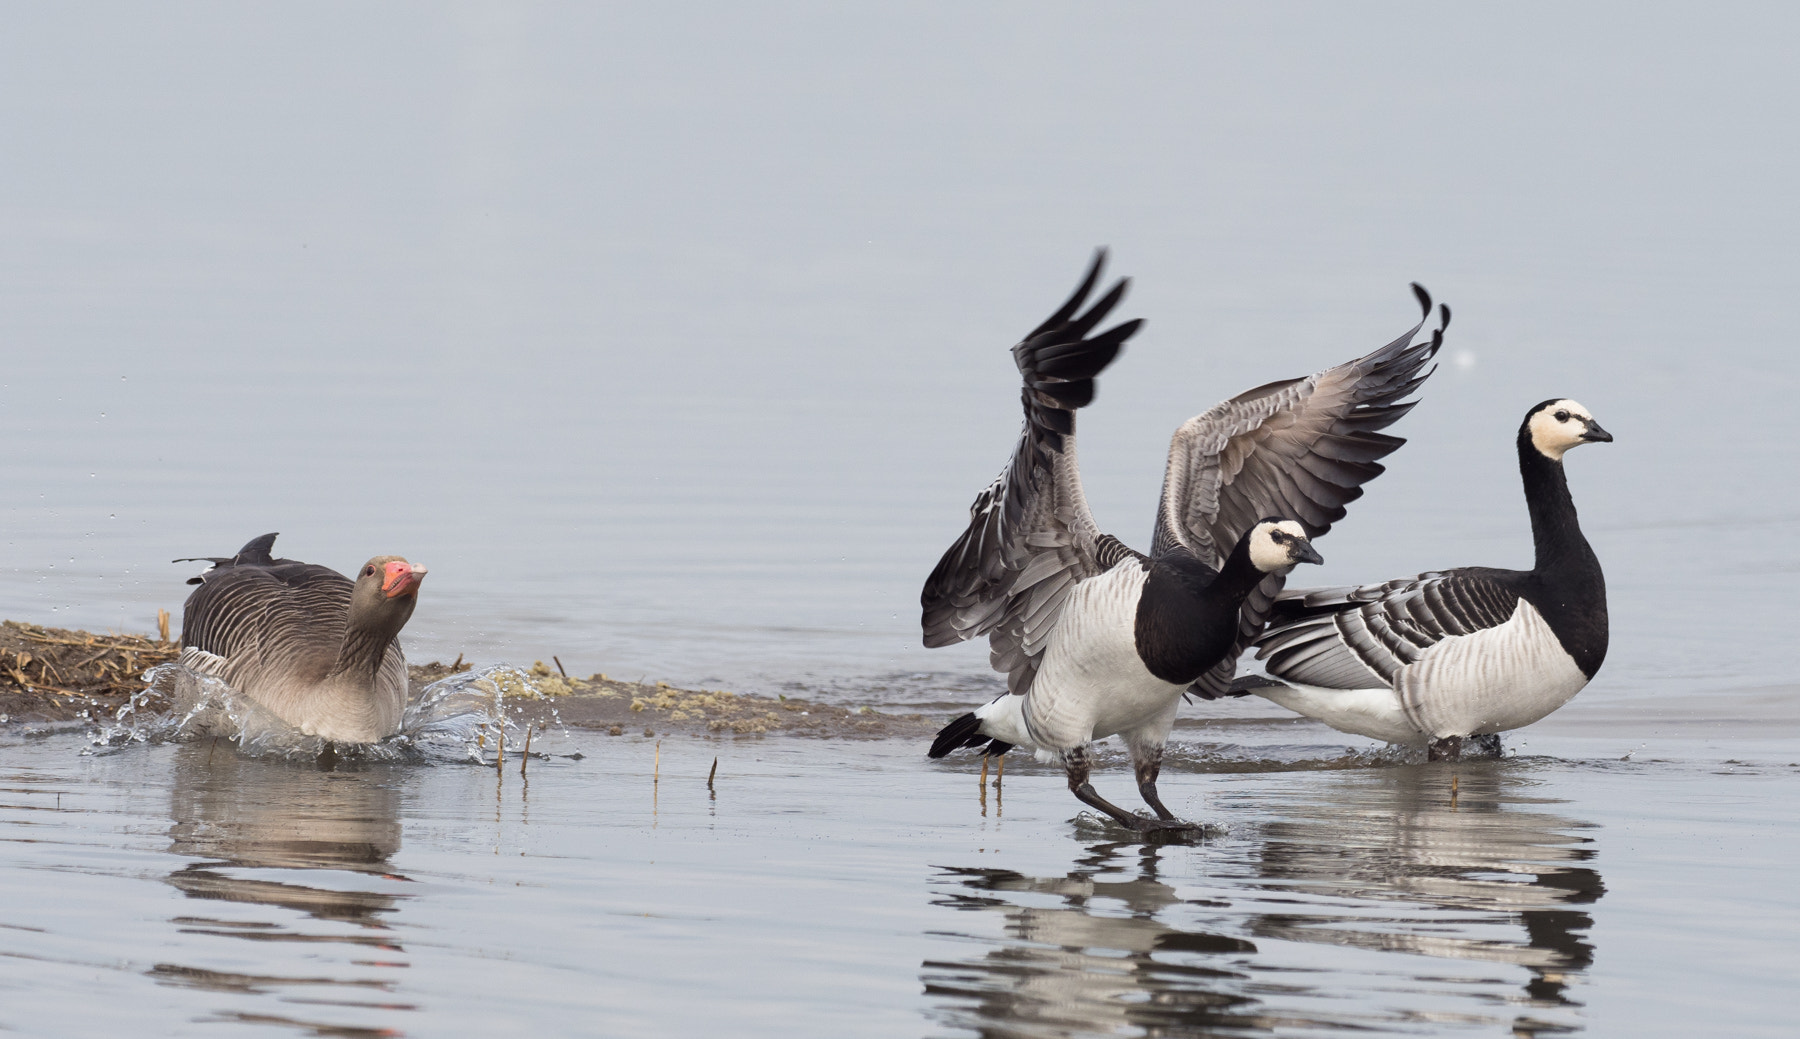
1255, 569, 1524, 689
1157, 287, 1449, 698
179, 562, 354, 681
920, 251, 1145, 696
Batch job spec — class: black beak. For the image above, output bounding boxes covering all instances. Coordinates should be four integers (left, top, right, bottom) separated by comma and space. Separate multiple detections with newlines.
1292, 540, 1324, 566
1580, 419, 1613, 443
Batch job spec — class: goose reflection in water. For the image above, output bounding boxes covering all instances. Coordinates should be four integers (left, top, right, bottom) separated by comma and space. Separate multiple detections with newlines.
923, 763, 1603, 1037
925, 842, 1267, 1037
1248, 763, 1603, 1008
153, 742, 414, 1030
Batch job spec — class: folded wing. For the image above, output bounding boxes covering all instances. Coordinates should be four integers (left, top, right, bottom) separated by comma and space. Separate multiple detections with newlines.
1254, 568, 1524, 688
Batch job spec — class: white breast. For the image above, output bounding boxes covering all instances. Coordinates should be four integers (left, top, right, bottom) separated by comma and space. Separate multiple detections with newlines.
1397, 599, 1590, 739
1022, 564, 1187, 749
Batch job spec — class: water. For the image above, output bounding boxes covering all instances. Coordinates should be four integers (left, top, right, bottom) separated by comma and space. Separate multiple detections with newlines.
2, 4, 1795, 704
90, 663, 555, 765
3, 723, 1796, 1037
2, 4, 1797, 1035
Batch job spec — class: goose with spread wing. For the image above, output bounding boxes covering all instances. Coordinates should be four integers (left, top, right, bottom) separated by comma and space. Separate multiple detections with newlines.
1243, 399, 1612, 761
175, 533, 426, 744
922, 252, 1447, 831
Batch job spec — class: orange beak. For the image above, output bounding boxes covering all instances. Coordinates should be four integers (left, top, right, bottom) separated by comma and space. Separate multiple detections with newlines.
382, 561, 427, 599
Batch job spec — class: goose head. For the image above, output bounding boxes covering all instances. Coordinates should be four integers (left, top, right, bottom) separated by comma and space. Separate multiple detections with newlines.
1247, 519, 1323, 575
1525, 399, 1612, 461
348, 556, 427, 633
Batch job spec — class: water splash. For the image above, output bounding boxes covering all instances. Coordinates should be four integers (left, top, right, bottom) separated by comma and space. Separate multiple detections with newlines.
89, 662, 569, 765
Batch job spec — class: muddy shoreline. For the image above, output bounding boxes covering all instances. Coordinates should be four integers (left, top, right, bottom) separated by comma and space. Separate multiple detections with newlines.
0, 619, 941, 741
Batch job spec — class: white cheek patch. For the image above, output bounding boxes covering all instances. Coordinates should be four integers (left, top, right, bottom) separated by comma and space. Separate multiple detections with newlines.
1249, 535, 1287, 571
1249, 521, 1309, 572
1528, 399, 1593, 460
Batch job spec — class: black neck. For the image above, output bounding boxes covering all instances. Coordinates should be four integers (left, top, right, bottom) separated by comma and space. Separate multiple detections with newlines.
1214, 537, 1274, 600
1513, 426, 1609, 678
1516, 430, 1594, 574
1134, 544, 1267, 685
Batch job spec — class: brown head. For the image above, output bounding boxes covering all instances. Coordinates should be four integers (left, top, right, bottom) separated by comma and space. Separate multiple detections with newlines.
346, 555, 428, 639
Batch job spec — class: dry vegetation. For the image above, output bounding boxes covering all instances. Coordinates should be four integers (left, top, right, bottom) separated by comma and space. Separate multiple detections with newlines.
1, 621, 940, 742
0, 620, 181, 722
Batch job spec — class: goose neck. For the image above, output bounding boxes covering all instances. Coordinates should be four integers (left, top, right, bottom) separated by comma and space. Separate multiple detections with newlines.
327, 613, 401, 685
1517, 432, 1591, 572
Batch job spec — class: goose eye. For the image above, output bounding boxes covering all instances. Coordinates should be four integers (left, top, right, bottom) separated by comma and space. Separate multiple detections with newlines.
1554, 410, 1570, 422
1269, 530, 1286, 543
363, 565, 375, 577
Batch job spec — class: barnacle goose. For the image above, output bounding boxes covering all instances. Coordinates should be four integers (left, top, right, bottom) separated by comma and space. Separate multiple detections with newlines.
1245, 399, 1612, 760
922, 252, 1446, 830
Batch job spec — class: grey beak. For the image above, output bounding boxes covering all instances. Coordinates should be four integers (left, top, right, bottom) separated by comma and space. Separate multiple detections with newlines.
1580, 419, 1613, 443
1292, 540, 1324, 566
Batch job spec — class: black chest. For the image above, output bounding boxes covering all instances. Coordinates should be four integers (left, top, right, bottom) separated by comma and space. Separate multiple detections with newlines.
1515, 565, 1610, 679
1132, 555, 1246, 685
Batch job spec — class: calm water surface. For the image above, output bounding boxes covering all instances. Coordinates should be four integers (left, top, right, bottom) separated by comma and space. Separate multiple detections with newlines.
3, 725, 1796, 1037
2, 4, 1797, 1036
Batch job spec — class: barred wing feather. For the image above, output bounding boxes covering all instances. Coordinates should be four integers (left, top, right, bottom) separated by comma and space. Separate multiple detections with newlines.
920, 251, 1145, 696
1255, 569, 1524, 688
1159, 287, 1449, 698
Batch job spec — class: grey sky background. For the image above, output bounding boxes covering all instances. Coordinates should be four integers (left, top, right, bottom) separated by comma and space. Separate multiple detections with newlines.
1, 3, 1792, 699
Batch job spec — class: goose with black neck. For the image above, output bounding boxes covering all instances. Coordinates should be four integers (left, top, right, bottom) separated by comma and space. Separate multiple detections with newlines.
922, 251, 1446, 831
1244, 399, 1613, 760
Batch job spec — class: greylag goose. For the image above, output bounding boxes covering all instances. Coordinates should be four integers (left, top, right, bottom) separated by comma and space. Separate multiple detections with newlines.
923, 252, 1446, 831
174, 533, 426, 744
1244, 399, 1612, 760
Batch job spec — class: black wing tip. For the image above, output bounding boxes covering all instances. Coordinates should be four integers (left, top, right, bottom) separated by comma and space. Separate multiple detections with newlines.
1409, 282, 1449, 335
928, 711, 989, 759
1408, 282, 1451, 335
1026, 248, 1131, 342
175, 532, 282, 571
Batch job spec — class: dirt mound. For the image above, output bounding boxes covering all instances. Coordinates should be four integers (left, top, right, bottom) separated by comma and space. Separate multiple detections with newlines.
0, 623, 944, 744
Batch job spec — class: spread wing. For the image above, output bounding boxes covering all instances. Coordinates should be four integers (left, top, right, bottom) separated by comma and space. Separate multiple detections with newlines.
1254, 569, 1524, 688
1158, 286, 1450, 698
921, 251, 1146, 695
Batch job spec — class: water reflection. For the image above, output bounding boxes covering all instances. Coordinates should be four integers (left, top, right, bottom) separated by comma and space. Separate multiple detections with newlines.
924, 842, 1266, 1037
1249, 765, 1602, 1010
156, 743, 414, 1033
924, 763, 1602, 1037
